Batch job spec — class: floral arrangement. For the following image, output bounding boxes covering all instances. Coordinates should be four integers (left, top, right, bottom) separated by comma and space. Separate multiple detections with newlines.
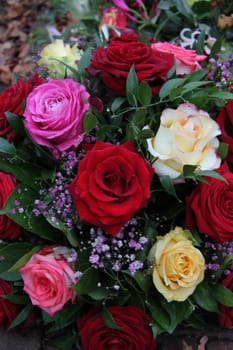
0, 0, 233, 349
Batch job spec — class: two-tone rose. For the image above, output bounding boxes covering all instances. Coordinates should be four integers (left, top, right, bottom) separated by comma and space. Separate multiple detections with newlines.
19, 246, 77, 316
146, 102, 221, 179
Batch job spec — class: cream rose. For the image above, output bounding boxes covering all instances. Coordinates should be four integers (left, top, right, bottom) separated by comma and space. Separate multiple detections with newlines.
38, 39, 83, 78
148, 227, 205, 302
146, 102, 221, 179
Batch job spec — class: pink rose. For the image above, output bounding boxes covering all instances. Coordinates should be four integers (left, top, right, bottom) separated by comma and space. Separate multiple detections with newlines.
23, 79, 90, 157
19, 246, 77, 316
151, 42, 207, 75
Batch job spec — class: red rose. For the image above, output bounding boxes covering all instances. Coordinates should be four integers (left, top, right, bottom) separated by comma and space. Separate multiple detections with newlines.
216, 99, 233, 163
89, 33, 174, 95
68, 140, 154, 236
219, 272, 233, 328
77, 305, 156, 350
186, 162, 233, 243
0, 73, 45, 142
0, 278, 17, 330
0, 171, 21, 240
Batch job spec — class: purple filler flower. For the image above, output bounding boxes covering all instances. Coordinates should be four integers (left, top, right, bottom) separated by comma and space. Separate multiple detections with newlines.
24, 78, 90, 157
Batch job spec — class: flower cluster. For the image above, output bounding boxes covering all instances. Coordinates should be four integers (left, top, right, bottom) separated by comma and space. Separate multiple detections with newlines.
0, 1, 233, 349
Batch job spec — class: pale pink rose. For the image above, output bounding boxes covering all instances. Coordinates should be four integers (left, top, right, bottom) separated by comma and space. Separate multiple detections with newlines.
151, 42, 207, 75
24, 79, 90, 157
19, 246, 77, 316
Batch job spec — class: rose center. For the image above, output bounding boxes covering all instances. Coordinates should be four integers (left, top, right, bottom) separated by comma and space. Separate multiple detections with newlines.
104, 171, 125, 197
45, 97, 63, 111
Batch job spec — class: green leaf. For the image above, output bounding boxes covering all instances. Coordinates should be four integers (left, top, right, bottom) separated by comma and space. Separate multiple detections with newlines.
182, 81, 210, 92
96, 125, 121, 140
194, 29, 206, 54
8, 245, 41, 272
46, 332, 76, 350
45, 215, 79, 247
73, 267, 101, 295
2, 294, 30, 304
83, 111, 97, 132
0, 184, 64, 242
159, 175, 179, 200
111, 97, 126, 113
213, 284, 233, 307
183, 164, 198, 177
0, 159, 42, 190
137, 129, 154, 140
159, 78, 185, 100
126, 65, 139, 95
195, 169, 228, 183
101, 307, 121, 329
161, 299, 195, 333
132, 109, 147, 128
78, 46, 93, 75
137, 82, 152, 106
5, 112, 26, 137
0, 271, 21, 281
89, 287, 109, 301
218, 142, 229, 160
0, 137, 16, 155
193, 282, 219, 312
0, 242, 36, 273
185, 68, 208, 82
146, 299, 172, 331
209, 36, 222, 59
174, 0, 193, 18
8, 303, 33, 330
133, 271, 152, 294
210, 91, 233, 99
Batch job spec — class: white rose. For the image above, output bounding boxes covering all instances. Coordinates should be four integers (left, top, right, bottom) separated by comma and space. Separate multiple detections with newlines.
146, 102, 221, 178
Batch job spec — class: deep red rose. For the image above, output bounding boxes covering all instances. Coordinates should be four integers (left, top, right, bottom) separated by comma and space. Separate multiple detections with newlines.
88, 33, 174, 95
0, 278, 17, 330
216, 99, 233, 163
77, 305, 156, 350
68, 140, 153, 236
219, 272, 233, 328
0, 73, 45, 142
186, 162, 233, 243
0, 171, 21, 240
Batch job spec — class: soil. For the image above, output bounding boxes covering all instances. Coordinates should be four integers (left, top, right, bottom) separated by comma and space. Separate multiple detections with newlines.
0, 0, 49, 90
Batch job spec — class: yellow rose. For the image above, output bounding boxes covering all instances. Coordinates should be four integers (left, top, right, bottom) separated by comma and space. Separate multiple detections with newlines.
38, 39, 83, 78
148, 227, 205, 302
146, 102, 221, 179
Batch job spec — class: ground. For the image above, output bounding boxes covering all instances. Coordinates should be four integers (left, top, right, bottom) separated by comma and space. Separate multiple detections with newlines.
0, 0, 49, 90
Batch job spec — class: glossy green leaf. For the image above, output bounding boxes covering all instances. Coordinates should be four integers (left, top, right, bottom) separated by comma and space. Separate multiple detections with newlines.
8, 303, 33, 330
73, 267, 101, 295
83, 111, 98, 132
0, 137, 16, 155
213, 284, 233, 307
137, 81, 152, 106
5, 112, 26, 137
8, 245, 41, 272
193, 282, 219, 312
78, 46, 93, 75
159, 78, 185, 100
0, 184, 64, 242
101, 307, 121, 329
